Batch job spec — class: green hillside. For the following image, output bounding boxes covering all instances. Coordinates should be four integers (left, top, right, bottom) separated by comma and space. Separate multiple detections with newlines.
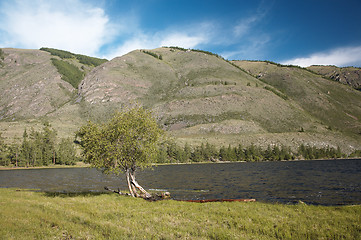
233, 61, 361, 136
0, 47, 360, 153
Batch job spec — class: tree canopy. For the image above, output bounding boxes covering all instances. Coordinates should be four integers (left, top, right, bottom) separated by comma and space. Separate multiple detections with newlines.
76, 106, 163, 197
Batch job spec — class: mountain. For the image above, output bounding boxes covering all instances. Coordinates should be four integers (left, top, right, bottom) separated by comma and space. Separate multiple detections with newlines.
233, 61, 361, 135
0, 47, 360, 152
307, 65, 361, 90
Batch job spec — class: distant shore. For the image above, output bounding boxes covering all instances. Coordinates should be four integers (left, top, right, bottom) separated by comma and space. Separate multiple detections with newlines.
0, 162, 90, 170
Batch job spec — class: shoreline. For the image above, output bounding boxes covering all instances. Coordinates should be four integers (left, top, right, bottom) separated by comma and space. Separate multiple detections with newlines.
0, 162, 90, 170
153, 157, 361, 166
1, 158, 360, 170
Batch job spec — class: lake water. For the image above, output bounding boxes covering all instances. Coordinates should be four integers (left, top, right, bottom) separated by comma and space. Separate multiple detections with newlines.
1, 159, 360, 205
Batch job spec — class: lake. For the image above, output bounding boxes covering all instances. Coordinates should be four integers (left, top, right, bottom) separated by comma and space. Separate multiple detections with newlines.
1, 159, 360, 205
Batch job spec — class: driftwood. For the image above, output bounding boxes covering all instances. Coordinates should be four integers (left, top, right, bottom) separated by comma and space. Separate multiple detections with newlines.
183, 199, 256, 203
104, 187, 131, 196
104, 186, 171, 201
104, 187, 255, 203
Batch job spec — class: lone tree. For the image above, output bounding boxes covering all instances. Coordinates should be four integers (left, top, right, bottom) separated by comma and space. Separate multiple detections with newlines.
76, 106, 163, 198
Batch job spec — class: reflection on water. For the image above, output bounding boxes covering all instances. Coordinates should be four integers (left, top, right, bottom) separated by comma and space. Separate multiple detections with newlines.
0, 159, 360, 205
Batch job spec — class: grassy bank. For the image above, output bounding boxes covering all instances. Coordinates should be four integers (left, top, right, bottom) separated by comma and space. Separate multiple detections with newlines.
0, 162, 90, 170
0, 189, 360, 239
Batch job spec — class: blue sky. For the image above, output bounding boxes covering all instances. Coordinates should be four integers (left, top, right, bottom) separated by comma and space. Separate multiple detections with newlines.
1, 0, 361, 67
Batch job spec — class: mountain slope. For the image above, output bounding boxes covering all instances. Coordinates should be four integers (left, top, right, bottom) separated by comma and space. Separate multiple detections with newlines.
233, 61, 361, 136
0, 48, 107, 121
77, 48, 361, 151
0, 47, 360, 152
0, 48, 75, 120
79, 48, 318, 133
307, 65, 361, 90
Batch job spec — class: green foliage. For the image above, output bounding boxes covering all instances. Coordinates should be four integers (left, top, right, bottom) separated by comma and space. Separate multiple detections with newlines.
0, 123, 77, 167
191, 49, 225, 59
297, 144, 342, 160
349, 149, 361, 157
40, 47, 74, 59
142, 50, 162, 60
211, 80, 236, 86
76, 106, 164, 175
41, 47, 107, 67
0, 49, 4, 67
19, 124, 57, 166
167, 46, 188, 51
226, 60, 250, 74
264, 86, 289, 100
74, 54, 108, 66
0, 133, 9, 166
57, 138, 77, 165
165, 46, 225, 60
155, 141, 349, 163
51, 58, 84, 88
0, 49, 4, 60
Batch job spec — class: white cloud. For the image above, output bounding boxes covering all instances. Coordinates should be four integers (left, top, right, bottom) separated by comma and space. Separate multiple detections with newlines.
0, 0, 117, 56
106, 33, 158, 59
105, 23, 213, 59
282, 46, 361, 67
161, 33, 207, 49
0, 0, 213, 59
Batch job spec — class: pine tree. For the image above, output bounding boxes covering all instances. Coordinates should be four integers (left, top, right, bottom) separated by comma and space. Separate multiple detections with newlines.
57, 138, 77, 165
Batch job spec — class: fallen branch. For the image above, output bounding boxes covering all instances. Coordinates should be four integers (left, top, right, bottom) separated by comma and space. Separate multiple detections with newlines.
104, 186, 171, 201
104, 187, 130, 196
183, 199, 256, 203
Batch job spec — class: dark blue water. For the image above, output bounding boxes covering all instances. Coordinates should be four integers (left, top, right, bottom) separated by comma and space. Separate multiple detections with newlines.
1, 159, 360, 205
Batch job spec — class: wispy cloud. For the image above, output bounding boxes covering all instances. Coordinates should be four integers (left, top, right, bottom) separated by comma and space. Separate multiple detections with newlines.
233, 16, 260, 38
221, 34, 271, 60
219, 3, 271, 60
282, 46, 361, 67
0, 0, 118, 56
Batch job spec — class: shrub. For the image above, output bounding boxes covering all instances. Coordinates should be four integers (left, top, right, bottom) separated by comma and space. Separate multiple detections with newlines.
40, 47, 73, 59
0, 49, 4, 66
41, 47, 107, 67
264, 86, 289, 100
51, 58, 84, 88
75, 54, 107, 66
142, 50, 162, 60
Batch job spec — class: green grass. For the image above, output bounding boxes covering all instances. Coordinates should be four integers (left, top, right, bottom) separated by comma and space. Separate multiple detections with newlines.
0, 188, 360, 239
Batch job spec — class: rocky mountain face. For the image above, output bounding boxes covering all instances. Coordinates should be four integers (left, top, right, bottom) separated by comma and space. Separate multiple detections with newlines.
307, 65, 361, 90
0, 48, 74, 119
1, 47, 360, 152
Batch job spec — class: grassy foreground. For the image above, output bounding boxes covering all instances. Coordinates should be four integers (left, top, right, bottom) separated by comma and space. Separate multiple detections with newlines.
0, 189, 360, 239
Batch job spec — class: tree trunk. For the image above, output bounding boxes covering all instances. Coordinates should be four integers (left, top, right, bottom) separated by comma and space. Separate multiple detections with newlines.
126, 169, 136, 197
126, 168, 151, 199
